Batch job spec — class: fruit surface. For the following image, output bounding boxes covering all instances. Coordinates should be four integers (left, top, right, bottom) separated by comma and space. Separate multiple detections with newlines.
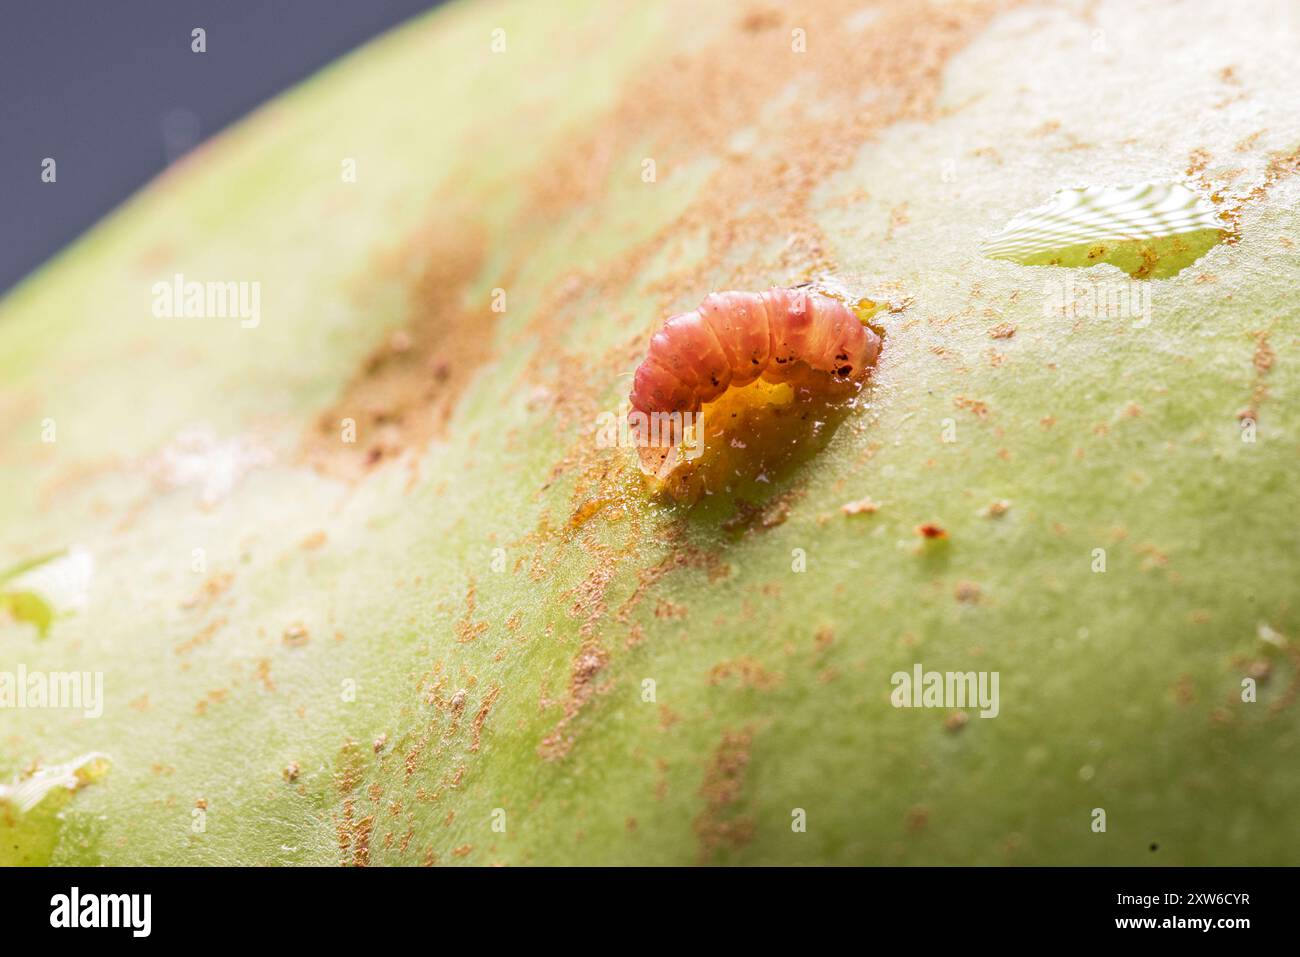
2, 0, 1298, 865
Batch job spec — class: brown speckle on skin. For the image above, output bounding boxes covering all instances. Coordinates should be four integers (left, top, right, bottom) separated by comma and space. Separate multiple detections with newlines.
351, 815, 375, 867
538, 640, 610, 761
614, 535, 729, 637
953, 395, 990, 419
282, 622, 310, 648
454, 580, 490, 643
707, 657, 783, 690
841, 496, 880, 516
303, 213, 492, 480
1247, 660, 1272, 682
814, 626, 835, 652
658, 705, 680, 730
254, 658, 275, 692
175, 616, 227, 656
653, 599, 688, 620
694, 726, 758, 862
1135, 542, 1170, 571
194, 688, 229, 715
723, 488, 804, 534
180, 571, 234, 610
739, 7, 782, 32
470, 686, 501, 753
308, 0, 1019, 856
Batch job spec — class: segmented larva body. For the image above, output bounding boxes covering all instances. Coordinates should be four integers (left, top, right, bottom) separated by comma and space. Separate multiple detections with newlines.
629, 288, 882, 474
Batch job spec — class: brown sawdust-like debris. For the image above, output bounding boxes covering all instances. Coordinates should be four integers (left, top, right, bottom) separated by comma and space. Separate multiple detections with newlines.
303, 213, 493, 478
454, 579, 490, 643
694, 726, 758, 862
707, 657, 784, 690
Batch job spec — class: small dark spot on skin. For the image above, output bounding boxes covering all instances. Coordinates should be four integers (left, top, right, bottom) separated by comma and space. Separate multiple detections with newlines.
837, 365, 852, 376
1149, 843, 1159, 852
283, 623, 310, 647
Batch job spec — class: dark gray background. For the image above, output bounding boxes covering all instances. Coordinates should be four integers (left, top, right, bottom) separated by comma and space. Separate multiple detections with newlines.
0, 0, 445, 296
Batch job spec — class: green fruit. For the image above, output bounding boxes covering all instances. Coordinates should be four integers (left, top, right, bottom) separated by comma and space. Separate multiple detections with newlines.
2, 0, 1297, 865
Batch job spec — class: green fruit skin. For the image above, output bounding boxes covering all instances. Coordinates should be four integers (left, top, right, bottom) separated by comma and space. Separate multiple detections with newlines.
2, 0, 1298, 865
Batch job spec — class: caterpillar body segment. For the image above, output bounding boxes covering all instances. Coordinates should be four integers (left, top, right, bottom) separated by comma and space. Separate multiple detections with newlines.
628, 288, 882, 478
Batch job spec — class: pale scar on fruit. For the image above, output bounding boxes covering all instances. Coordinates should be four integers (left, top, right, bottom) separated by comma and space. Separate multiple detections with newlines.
625, 285, 896, 502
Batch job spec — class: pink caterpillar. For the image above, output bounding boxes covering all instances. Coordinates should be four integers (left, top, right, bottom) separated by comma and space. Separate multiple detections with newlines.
628, 287, 882, 475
